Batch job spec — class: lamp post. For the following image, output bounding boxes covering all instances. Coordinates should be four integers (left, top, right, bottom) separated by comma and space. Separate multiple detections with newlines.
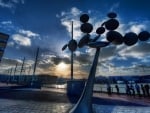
62, 21, 80, 96
69, 12, 150, 113
62, 21, 77, 80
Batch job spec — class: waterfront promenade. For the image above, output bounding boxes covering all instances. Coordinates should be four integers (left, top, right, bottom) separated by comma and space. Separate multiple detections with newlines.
0, 83, 150, 113
0, 98, 150, 113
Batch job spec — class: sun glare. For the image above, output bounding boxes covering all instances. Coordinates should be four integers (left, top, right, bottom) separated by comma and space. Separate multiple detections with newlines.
57, 62, 67, 70
55, 62, 70, 77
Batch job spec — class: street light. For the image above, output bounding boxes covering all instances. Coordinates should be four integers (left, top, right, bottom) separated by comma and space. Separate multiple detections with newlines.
69, 12, 150, 113
62, 22, 83, 96
62, 21, 77, 80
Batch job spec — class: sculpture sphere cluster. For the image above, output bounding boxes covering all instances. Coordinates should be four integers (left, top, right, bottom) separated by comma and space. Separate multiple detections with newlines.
63, 12, 150, 52
79, 12, 150, 48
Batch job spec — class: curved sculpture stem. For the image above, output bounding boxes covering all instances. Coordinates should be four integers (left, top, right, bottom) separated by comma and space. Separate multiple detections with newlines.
69, 48, 100, 113
71, 51, 73, 80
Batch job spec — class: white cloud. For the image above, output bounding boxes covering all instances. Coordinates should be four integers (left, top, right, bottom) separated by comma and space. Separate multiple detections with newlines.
0, 0, 13, 8
126, 22, 146, 34
12, 34, 31, 46
57, 7, 83, 40
118, 43, 150, 59
1, 21, 12, 25
71, 7, 82, 16
7, 41, 15, 47
0, 0, 24, 9
61, 20, 82, 39
109, 2, 120, 11
85, 47, 95, 56
0, 20, 16, 31
18, 29, 39, 37
130, 24, 145, 34
74, 51, 81, 56
61, 11, 66, 16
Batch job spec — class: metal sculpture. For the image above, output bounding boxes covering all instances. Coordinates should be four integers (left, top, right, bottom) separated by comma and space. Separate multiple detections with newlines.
69, 12, 150, 113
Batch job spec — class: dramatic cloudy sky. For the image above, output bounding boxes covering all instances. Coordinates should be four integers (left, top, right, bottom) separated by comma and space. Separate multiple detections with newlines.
0, 0, 150, 78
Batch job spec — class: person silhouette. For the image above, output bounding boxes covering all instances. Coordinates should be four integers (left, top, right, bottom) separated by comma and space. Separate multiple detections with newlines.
144, 84, 150, 97
141, 84, 146, 97
130, 84, 135, 96
135, 83, 141, 97
107, 83, 111, 95
126, 83, 131, 95
115, 84, 119, 95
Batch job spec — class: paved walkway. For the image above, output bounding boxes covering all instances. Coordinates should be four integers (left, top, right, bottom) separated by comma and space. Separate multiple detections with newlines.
0, 83, 18, 87
1, 85, 150, 112
3, 87, 150, 106
40, 87, 150, 106
93, 93, 150, 106
0, 99, 150, 113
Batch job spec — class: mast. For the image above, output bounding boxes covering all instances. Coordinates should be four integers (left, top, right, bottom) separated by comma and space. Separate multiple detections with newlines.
32, 47, 39, 81
14, 63, 18, 76
20, 57, 25, 75
19, 57, 25, 83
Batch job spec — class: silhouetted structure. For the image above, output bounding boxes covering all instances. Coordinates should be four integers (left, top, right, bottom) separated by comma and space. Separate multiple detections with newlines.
0, 32, 9, 62
0, 74, 58, 85
62, 22, 77, 80
67, 12, 150, 113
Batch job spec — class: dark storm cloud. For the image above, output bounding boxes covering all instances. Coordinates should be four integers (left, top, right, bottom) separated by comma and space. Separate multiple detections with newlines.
100, 45, 116, 60
0, 57, 22, 66
128, 43, 150, 53
37, 55, 71, 70
38, 62, 52, 70
118, 42, 150, 59
74, 53, 92, 64
51, 56, 70, 65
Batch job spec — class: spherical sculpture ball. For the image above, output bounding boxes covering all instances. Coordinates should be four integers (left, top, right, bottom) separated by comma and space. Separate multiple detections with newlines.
80, 14, 89, 23
68, 39, 77, 52
138, 31, 150, 41
106, 31, 123, 45
107, 12, 117, 18
80, 23, 93, 33
78, 34, 90, 48
96, 27, 105, 34
105, 19, 119, 30
124, 32, 138, 46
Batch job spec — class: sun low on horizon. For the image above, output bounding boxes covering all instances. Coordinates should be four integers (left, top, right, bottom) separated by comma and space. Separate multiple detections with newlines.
55, 62, 70, 77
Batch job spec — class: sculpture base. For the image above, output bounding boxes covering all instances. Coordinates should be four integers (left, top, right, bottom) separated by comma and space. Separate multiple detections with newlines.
67, 80, 85, 97
30, 81, 41, 89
